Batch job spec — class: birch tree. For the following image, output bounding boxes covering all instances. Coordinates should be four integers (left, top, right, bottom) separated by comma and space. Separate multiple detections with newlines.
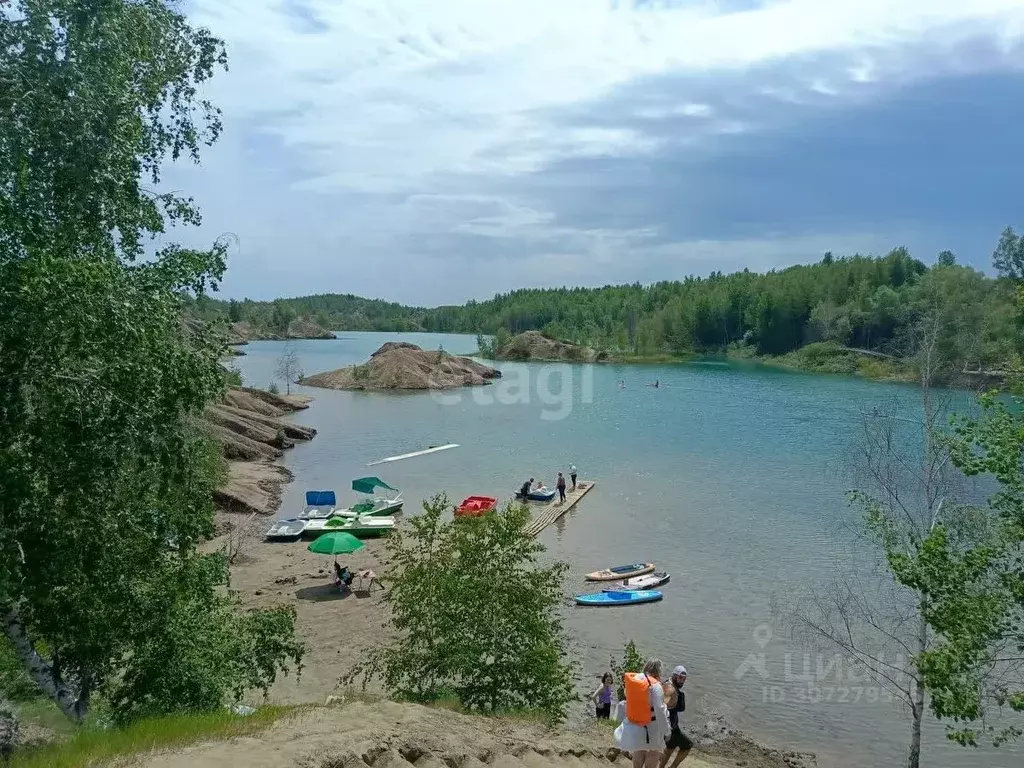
0, 0, 302, 725
781, 313, 1013, 768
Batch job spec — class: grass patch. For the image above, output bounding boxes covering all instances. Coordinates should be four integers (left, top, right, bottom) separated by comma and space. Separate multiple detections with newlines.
609, 352, 693, 364
728, 341, 916, 382
9, 706, 298, 768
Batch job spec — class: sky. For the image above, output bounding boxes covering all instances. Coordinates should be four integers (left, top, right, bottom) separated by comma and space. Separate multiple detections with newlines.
165, 0, 1024, 305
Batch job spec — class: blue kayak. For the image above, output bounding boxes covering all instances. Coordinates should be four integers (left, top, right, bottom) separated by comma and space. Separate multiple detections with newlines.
515, 488, 556, 502
575, 590, 663, 607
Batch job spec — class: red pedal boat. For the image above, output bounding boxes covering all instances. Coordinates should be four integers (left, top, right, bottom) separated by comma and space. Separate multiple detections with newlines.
455, 495, 498, 518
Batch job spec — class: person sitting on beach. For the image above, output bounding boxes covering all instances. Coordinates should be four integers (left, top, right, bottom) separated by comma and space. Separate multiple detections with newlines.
334, 562, 353, 589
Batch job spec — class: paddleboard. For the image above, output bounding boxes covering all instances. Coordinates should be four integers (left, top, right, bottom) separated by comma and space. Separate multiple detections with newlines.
603, 572, 670, 592
575, 590, 663, 607
367, 444, 459, 466
584, 562, 655, 582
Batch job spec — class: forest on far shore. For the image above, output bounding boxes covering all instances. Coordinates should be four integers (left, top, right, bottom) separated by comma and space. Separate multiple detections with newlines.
189, 228, 1024, 372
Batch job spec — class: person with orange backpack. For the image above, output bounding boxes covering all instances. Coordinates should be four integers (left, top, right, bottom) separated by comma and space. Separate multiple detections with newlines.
612, 658, 671, 768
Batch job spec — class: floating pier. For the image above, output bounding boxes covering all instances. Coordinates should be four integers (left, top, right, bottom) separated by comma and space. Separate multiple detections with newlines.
522, 481, 595, 538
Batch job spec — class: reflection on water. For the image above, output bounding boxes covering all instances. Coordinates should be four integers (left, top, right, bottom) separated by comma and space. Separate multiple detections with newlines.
234, 333, 1019, 768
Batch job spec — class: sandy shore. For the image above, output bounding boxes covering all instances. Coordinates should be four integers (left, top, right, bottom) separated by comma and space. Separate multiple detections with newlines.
216, 524, 815, 768
223, 522, 394, 704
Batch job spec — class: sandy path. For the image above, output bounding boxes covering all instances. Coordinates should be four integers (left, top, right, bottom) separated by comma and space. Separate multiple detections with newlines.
134, 701, 804, 768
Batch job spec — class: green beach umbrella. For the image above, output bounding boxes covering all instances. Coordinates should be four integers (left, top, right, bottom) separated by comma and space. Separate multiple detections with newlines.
307, 531, 365, 556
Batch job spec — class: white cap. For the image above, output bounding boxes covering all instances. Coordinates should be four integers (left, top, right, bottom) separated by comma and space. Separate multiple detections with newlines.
673, 665, 687, 676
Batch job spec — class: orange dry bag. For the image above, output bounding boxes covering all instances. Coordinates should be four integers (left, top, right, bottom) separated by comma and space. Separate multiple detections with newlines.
624, 673, 655, 726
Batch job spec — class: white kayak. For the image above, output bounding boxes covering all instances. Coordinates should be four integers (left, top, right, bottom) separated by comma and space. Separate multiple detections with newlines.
602, 572, 670, 592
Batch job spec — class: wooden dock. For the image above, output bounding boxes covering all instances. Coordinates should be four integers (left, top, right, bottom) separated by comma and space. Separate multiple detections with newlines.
522, 481, 595, 538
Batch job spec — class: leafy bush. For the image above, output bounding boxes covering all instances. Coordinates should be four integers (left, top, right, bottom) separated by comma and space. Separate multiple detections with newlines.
353, 495, 574, 721
0, 638, 40, 702
105, 554, 302, 724
609, 640, 646, 700
223, 365, 243, 387
475, 334, 495, 358
267, 381, 280, 395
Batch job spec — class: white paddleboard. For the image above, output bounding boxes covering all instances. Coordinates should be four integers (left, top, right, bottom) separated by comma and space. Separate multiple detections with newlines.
367, 443, 459, 466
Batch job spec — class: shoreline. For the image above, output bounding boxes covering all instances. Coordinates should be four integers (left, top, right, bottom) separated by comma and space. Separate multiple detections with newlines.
222, 516, 818, 768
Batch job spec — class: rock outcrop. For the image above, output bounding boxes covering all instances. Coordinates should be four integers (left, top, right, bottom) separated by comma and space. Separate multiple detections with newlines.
300, 343, 501, 391
228, 318, 335, 343
201, 387, 316, 515
497, 330, 606, 363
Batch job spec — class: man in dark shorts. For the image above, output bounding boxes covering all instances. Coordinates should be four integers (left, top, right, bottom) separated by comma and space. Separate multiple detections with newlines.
556, 472, 566, 503
661, 665, 692, 767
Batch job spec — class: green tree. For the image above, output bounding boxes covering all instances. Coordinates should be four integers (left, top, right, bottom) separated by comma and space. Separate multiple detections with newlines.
937, 250, 957, 267
609, 640, 646, 700
228, 299, 244, 322
782, 324, 1011, 768
353, 496, 574, 720
993, 226, 1024, 282
0, 0, 302, 724
934, 392, 1024, 745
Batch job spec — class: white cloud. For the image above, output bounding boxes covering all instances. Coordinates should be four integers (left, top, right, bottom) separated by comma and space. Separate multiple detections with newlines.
168, 0, 1024, 301
187, 0, 1024, 193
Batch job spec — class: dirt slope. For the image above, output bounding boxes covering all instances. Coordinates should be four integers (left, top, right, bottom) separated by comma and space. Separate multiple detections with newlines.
133, 701, 815, 768
301, 342, 500, 390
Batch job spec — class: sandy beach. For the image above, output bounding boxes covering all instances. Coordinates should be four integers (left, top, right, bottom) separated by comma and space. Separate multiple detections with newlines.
217, 519, 394, 705
209, 514, 816, 768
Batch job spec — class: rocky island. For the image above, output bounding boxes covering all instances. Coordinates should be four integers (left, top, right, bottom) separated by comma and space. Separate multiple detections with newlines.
496, 330, 607, 363
229, 317, 335, 342
300, 341, 501, 390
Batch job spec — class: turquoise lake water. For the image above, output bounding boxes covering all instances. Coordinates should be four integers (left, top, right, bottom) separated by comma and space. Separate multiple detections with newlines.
232, 332, 1021, 768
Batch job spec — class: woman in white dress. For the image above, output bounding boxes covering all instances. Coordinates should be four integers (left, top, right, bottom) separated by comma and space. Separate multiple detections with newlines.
613, 658, 671, 768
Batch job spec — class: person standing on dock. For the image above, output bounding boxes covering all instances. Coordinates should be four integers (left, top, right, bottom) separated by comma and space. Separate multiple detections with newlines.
556, 472, 566, 503
569, 463, 578, 490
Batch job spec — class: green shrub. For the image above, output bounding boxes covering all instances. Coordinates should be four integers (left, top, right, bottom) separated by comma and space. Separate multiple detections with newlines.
609, 640, 646, 700
223, 365, 243, 387
0, 638, 40, 702
267, 381, 280, 395
351, 495, 574, 721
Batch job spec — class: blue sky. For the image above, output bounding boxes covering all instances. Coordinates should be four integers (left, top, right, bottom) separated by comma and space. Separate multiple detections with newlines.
165, 0, 1024, 305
